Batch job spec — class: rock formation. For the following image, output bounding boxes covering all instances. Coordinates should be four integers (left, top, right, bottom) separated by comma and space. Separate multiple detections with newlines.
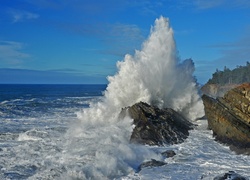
120, 102, 193, 146
137, 159, 166, 172
202, 83, 250, 154
213, 171, 247, 180
161, 150, 176, 158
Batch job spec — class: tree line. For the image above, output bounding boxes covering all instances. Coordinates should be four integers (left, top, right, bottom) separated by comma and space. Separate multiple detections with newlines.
207, 62, 250, 85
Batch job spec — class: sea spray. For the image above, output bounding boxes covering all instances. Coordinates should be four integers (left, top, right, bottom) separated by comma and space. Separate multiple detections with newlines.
64, 16, 204, 179
104, 16, 203, 121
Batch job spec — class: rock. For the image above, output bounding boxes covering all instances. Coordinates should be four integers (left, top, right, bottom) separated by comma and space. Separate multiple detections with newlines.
120, 102, 193, 146
161, 150, 176, 158
137, 159, 166, 172
202, 83, 250, 154
213, 171, 247, 180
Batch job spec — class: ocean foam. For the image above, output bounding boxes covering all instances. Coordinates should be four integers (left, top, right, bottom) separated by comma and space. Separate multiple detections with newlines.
66, 16, 205, 179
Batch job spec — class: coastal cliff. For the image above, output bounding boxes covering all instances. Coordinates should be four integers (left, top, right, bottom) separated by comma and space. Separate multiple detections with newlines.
201, 62, 250, 97
202, 83, 250, 154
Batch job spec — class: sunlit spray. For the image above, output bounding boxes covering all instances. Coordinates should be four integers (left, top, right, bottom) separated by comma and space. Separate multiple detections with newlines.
65, 16, 204, 179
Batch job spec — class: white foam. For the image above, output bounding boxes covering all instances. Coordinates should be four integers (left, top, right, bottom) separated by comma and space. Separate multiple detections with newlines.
17, 132, 41, 141
17, 129, 52, 142
66, 16, 205, 178
128, 121, 250, 179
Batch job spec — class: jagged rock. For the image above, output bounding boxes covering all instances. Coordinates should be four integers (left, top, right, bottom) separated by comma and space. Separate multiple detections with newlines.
161, 150, 176, 158
213, 171, 247, 180
137, 159, 166, 172
120, 102, 193, 146
202, 83, 250, 154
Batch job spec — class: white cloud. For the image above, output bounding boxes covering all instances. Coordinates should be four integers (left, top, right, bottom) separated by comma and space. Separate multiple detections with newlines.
207, 28, 250, 66
166, 0, 250, 10
9, 9, 39, 23
98, 23, 144, 56
224, 0, 250, 8
24, 0, 62, 9
56, 21, 144, 56
193, 0, 224, 9
109, 23, 143, 40
194, 0, 250, 9
194, 29, 250, 83
215, 40, 250, 67
0, 41, 31, 65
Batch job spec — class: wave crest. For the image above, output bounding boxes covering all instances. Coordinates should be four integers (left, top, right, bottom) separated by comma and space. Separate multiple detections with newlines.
67, 16, 204, 179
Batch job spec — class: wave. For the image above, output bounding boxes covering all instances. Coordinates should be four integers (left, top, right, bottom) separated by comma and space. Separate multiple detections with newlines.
17, 129, 49, 142
65, 16, 205, 179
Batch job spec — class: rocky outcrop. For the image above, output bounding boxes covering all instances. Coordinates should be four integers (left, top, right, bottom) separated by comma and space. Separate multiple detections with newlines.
136, 150, 176, 172
202, 83, 250, 154
201, 83, 238, 98
213, 171, 247, 180
137, 159, 166, 172
161, 150, 176, 158
120, 102, 193, 146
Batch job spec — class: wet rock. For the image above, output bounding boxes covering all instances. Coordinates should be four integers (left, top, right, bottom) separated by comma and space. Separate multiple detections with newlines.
120, 102, 193, 146
137, 159, 166, 172
202, 83, 250, 154
161, 150, 176, 158
213, 171, 247, 180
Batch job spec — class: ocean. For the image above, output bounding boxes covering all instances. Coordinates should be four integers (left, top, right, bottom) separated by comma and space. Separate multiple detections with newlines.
1, 16, 250, 179
0, 84, 106, 179
0, 84, 249, 180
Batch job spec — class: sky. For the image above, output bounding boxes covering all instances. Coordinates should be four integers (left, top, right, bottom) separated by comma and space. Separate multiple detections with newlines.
1, 0, 250, 84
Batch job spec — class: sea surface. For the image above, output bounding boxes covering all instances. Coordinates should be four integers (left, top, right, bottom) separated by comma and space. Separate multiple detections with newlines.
0, 84, 249, 180
0, 84, 106, 179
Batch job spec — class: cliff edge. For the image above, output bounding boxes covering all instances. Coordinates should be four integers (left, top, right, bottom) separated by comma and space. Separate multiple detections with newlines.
202, 83, 250, 154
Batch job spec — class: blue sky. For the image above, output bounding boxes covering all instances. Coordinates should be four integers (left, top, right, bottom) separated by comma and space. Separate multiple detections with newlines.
1, 0, 250, 84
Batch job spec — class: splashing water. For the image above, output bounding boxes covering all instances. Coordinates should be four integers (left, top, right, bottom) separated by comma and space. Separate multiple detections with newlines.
79, 16, 203, 124
64, 16, 205, 179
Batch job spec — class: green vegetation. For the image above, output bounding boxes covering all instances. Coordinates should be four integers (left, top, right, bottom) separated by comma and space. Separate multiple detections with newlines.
207, 62, 250, 85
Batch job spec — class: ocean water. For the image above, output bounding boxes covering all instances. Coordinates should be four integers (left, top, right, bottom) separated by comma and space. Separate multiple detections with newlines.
0, 84, 249, 180
0, 84, 106, 179
1, 16, 250, 179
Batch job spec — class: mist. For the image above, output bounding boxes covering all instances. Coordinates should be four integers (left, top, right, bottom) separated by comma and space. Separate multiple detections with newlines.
65, 16, 204, 179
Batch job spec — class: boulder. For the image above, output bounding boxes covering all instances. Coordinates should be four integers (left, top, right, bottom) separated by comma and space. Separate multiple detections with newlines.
213, 171, 247, 180
202, 83, 250, 154
161, 150, 176, 158
120, 102, 193, 146
137, 159, 166, 172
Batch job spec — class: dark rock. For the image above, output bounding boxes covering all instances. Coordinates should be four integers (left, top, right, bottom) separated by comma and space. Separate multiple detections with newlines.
213, 171, 247, 180
120, 102, 193, 146
161, 150, 176, 158
202, 83, 250, 154
137, 159, 166, 172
